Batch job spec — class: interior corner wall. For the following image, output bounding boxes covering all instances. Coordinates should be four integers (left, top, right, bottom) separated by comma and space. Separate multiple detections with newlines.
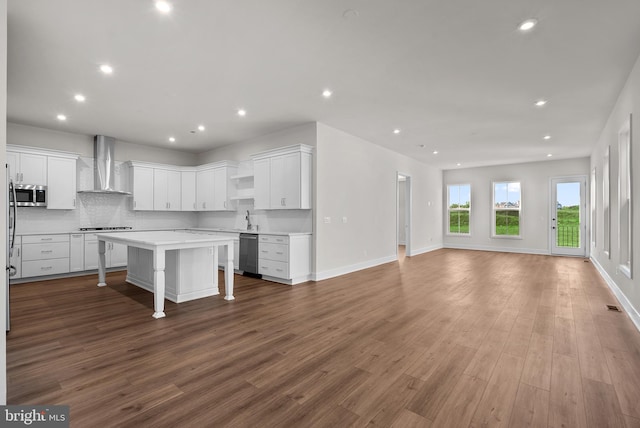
443, 158, 590, 254
314, 123, 443, 280
7, 122, 197, 165
590, 50, 640, 328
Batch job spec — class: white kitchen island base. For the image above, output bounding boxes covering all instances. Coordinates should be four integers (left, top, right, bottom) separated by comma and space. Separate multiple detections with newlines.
96, 231, 235, 319
127, 247, 221, 303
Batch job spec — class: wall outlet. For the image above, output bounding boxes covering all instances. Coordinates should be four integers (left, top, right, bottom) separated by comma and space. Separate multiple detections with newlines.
324, 216, 331, 224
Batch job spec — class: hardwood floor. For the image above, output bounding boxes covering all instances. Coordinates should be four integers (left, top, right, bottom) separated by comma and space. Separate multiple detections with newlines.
8, 249, 640, 427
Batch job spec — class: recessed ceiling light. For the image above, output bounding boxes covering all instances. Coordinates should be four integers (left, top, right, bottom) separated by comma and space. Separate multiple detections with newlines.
535, 99, 547, 107
169, 137, 176, 143
56, 114, 67, 121
74, 94, 86, 102
237, 109, 247, 117
519, 18, 538, 32
155, 1, 172, 14
433, 150, 439, 155
456, 163, 461, 166
393, 129, 401, 134
547, 153, 553, 157
543, 135, 551, 140
198, 125, 205, 131
322, 89, 332, 98
100, 64, 113, 75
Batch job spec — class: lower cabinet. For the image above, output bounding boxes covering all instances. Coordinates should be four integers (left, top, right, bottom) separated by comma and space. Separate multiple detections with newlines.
70, 233, 85, 272
84, 234, 128, 270
258, 234, 311, 284
21, 234, 70, 278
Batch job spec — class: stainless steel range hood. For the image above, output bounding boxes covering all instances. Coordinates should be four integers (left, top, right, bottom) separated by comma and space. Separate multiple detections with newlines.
78, 135, 131, 195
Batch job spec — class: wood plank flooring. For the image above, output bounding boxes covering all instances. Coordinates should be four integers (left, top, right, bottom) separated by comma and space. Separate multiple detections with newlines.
8, 249, 640, 427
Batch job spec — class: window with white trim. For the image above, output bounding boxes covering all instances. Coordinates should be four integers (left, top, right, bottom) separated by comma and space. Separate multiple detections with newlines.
447, 184, 471, 235
493, 181, 521, 238
604, 146, 611, 258
618, 117, 632, 278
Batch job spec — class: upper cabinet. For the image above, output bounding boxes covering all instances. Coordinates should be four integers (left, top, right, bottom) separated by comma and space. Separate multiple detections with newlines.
127, 163, 154, 211
47, 156, 78, 209
181, 170, 197, 211
252, 145, 313, 210
7, 150, 47, 184
153, 168, 181, 211
8, 146, 79, 210
196, 162, 237, 211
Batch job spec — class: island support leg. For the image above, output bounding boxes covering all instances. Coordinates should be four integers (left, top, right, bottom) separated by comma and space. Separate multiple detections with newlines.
152, 249, 166, 319
224, 241, 235, 301
212, 245, 219, 293
97, 240, 107, 287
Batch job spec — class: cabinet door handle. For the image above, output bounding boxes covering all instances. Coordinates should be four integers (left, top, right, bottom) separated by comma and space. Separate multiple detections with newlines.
41, 250, 53, 253
41, 266, 53, 271
276, 252, 284, 255
16, 248, 20, 257
41, 238, 53, 241
193, 202, 196, 210
134, 201, 137, 208
203, 202, 206, 209
73, 198, 76, 207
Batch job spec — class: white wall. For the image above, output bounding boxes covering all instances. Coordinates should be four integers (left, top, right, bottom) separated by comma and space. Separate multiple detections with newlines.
198, 122, 317, 163
590, 50, 640, 329
443, 158, 590, 254
7, 122, 197, 165
314, 123, 442, 279
1, 0, 7, 405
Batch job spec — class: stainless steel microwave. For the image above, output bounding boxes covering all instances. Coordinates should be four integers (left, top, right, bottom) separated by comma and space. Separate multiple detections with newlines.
12, 184, 47, 207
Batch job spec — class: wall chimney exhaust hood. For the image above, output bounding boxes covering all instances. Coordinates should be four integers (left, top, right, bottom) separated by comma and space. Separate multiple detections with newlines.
78, 135, 131, 195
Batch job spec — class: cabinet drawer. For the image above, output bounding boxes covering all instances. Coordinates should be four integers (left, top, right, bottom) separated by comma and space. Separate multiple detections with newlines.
258, 259, 289, 279
22, 242, 70, 261
258, 235, 289, 245
22, 234, 69, 244
22, 258, 70, 277
259, 242, 288, 262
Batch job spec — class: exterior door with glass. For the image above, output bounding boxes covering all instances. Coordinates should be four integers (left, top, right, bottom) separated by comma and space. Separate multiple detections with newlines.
551, 177, 587, 256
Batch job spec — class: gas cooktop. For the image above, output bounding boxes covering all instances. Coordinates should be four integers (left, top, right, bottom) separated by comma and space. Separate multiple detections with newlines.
79, 226, 133, 231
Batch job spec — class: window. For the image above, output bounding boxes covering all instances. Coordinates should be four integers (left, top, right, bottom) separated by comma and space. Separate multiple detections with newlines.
618, 117, 632, 278
493, 181, 521, 237
604, 146, 610, 258
591, 167, 596, 249
447, 184, 471, 234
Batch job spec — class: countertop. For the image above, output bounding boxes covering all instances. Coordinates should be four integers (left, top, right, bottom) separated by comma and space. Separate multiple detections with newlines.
16, 227, 312, 237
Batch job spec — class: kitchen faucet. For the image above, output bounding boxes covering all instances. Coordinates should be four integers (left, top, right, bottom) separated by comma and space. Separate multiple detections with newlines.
246, 210, 252, 230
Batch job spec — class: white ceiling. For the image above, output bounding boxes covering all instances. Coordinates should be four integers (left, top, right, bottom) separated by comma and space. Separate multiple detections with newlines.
7, 0, 640, 169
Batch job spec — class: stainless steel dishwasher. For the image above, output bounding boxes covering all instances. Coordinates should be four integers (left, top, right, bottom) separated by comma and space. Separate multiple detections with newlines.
239, 233, 261, 278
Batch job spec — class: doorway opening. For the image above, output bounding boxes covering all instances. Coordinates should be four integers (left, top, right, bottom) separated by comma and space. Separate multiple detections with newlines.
397, 173, 412, 261
550, 176, 587, 256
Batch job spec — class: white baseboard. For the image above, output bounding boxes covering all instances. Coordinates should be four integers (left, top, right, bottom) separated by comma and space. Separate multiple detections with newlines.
590, 256, 640, 333
312, 255, 397, 282
444, 243, 549, 255
408, 244, 444, 257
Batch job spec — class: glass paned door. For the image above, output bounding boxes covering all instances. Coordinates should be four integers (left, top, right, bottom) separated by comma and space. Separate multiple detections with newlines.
551, 177, 586, 256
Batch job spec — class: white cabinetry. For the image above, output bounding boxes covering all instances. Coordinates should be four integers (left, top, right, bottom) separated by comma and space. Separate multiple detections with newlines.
21, 234, 70, 278
70, 233, 85, 272
196, 162, 237, 211
196, 168, 215, 211
153, 168, 181, 211
181, 170, 197, 211
7, 150, 47, 184
258, 234, 311, 284
47, 156, 78, 209
252, 145, 312, 210
9, 236, 21, 279
84, 233, 128, 270
129, 164, 154, 210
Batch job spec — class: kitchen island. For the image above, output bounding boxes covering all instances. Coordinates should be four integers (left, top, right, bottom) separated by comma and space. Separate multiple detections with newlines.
96, 231, 235, 319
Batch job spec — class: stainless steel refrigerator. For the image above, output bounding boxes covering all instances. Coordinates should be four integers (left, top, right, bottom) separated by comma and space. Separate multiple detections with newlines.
6, 164, 17, 331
